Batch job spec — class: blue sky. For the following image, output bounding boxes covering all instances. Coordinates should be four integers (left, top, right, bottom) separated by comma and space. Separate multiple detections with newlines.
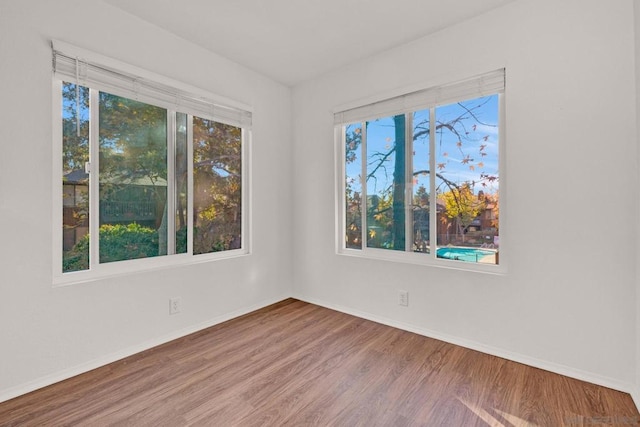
345, 94, 499, 200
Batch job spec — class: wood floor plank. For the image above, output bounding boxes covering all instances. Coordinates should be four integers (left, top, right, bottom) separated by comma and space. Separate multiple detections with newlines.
0, 298, 637, 426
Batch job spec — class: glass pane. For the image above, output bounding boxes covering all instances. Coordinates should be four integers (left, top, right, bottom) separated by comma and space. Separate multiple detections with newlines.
62, 82, 90, 272
98, 92, 167, 263
345, 123, 362, 249
435, 95, 499, 264
175, 113, 188, 254
192, 116, 242, 255
366, 115, 406, 251
412, 109, 430, 254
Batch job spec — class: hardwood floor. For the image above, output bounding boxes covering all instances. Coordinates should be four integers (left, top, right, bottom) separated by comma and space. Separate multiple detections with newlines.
0, 298, 638, 426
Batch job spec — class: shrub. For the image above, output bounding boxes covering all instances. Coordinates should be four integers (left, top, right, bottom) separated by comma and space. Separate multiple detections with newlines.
62, 223, 158, 271
99, 223, 158, 263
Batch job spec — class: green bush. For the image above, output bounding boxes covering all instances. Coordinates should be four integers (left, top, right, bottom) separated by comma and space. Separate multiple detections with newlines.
63, 223, 158, 272
99, 223, 158, 263
62, 248, 89, 273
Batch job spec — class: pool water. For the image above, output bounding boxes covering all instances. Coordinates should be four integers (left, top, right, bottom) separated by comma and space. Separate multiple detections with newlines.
436, 247, 494, 263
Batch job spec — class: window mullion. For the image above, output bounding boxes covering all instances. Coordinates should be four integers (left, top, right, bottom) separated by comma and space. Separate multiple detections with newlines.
167, 111, 176, 255
360, 122, 368, 249
241, 129, 250, 252
89, 89, 100, 269
339, 125, 347, 250
429, 107, 436, 259
53, 80, 63, 276
187, 115, 194, 255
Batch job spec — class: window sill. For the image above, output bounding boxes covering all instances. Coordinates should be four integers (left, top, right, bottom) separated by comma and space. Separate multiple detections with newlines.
337, 247, 506, 275
53, 249, 250, 287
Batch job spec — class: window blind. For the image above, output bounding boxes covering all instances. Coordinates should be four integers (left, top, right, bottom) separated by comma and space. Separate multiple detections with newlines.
334, 69, 505, 126
52, 42, 252, 129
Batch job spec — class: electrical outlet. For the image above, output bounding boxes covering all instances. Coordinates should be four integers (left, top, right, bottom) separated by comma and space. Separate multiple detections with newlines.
399, 290, 409, 307
169, 297, 181, 315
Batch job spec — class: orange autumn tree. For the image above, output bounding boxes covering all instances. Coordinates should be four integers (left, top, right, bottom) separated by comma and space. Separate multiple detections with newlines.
440, 183, 486, 243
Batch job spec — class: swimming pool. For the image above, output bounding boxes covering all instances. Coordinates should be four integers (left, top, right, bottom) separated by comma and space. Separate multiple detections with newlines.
436, 247, 494, 263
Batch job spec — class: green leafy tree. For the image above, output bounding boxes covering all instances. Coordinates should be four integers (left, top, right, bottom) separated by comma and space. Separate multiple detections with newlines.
62, 84, 89, 173
192, 117, 242, 254
62, 85, 244, 260
62, 83, 90, 272
98, 93, 168, 210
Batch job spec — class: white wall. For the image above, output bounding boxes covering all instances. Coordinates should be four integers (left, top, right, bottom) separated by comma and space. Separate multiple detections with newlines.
292, 0, 637, 390
0, 0, 292, 400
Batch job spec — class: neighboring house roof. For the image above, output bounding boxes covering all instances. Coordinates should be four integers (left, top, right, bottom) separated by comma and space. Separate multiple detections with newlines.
63, 170, 88, 184
412, 202, 446, 213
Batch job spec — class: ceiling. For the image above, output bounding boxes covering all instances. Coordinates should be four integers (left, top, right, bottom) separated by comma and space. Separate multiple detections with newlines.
104, 0, 516, 87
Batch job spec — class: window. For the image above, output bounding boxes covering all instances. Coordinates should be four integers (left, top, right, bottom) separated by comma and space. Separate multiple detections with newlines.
336, 70, 504, 271
53, 41, 251, 283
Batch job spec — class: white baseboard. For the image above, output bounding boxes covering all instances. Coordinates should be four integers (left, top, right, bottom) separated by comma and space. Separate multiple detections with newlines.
0, 293, 290, 404
3, 292, 637, 413
293, 294, 637, 397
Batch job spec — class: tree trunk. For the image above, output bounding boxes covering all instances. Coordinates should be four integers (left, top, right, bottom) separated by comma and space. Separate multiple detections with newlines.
392, 115, 406, 251
158, 200, 168, 255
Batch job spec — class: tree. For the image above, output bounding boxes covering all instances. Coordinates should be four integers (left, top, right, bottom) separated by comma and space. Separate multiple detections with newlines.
98, 92, 169, 255
485, 192, 499, 229
62, 84, 90, 174
61, 84, 244, 264
440, 184, 486, 242
345, 124, 363, 248
192, 117, 242, 254
62, 83, 91, 272
391, 115, 406, 250
346, 95, 499, 251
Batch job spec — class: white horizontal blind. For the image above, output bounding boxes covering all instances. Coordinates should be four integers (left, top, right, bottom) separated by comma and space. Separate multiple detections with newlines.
53, 45, 252, 129
334, 69, 505, 125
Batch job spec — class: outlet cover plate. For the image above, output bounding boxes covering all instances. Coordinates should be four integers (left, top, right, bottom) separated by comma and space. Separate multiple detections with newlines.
399, 290, 408, 307
169, 297, 181, 315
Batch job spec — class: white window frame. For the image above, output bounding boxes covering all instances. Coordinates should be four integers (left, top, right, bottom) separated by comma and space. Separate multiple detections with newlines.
334, 70, 506, 274
52, 41, 252, 286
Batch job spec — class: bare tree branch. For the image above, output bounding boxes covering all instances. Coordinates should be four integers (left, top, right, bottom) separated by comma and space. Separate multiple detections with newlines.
366, 147, 396, 180
456, 99, 496, 128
